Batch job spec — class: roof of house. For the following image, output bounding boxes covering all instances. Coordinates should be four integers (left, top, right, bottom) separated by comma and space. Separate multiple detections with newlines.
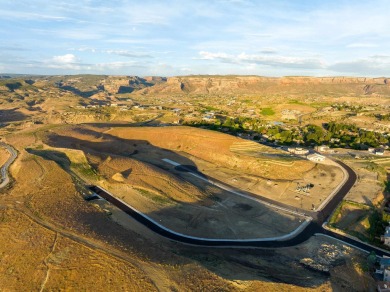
385, 226, 390, 238
307, 153, 325, 159
377, 281, 390, 292
380, 257, 390, 267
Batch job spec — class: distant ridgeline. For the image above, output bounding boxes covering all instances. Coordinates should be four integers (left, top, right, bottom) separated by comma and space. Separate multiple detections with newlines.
140, 75, 390, 96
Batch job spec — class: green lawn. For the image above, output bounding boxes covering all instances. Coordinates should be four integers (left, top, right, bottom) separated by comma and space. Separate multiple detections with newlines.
260, 108, 275, 116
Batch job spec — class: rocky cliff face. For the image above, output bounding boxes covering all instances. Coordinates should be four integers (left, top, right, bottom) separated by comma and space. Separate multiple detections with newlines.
50, 75, 164, 96
102, 76, 161, 94
139, 76, 390, 95
279, 76, 388, 84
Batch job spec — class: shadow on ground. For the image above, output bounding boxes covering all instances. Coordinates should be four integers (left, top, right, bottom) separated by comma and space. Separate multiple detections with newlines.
26, 125, 329, 288
0, 109, 29, 123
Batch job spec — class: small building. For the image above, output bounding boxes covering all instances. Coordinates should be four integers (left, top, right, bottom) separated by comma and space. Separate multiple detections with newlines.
383, 226, 390, 246
287, 147, 309, 155
379, 257, 390, 282
368, 147, 376, 153
378, 281, 390, 292
307, 153, 325, 162
376, 149, 385, 156
317, 145, 330, 152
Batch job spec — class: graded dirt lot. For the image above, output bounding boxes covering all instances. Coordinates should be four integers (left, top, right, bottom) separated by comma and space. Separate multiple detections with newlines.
342, 159, 384, 204
106, 182, 302, 239
42, 124, 342, 212
21, 124, 348, 239
331, 202, 370, 235
34, 125, 304, 239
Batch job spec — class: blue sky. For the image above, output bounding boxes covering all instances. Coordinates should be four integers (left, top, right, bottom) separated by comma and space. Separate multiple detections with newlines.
1, 0, 389, 76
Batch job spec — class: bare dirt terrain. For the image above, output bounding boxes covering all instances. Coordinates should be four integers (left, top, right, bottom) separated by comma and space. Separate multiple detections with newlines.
344, 159, 384, 204
0, 129, 362, 291
1, 74, 387, 290
0, 147, 10, 168
34, 125, 305, 239
332, 202, 370, 236
106, 126, 316, 180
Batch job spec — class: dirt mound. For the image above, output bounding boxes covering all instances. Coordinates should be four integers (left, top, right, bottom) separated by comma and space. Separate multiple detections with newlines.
95, 155, 207, 203
111, 172, 125, 182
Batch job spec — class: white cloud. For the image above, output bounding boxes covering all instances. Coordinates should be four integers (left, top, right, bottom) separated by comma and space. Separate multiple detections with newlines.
52, 54, 77, 64
104, 50, 153, 58
329, 55, 390, 75
346, 43, 378, 48
0, 10, 69, 21
3, 0, 390, 76
197, 51, 233, 61
44, 54, 83, 70
196, 51, 324, 69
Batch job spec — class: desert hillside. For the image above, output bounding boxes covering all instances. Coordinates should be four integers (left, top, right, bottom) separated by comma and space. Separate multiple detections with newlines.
139, 75, 390, 95
107, 126, 316, 180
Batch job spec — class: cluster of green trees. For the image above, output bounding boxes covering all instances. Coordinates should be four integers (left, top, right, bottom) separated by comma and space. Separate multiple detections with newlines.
331, 103, 363, 112
324, 122, 388, 148
184, 118, 389, 148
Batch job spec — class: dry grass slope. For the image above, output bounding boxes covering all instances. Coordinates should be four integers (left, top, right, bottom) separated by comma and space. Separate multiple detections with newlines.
107, 126, 315, 180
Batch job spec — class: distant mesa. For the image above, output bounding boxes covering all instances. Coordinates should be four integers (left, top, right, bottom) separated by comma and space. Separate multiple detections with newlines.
50, 75, 166, 97
1, 74, 389, 99
138, 75, 390, 95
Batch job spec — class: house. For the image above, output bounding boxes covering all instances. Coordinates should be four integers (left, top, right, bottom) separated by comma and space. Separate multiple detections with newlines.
307, 153, 325, 162
376, 149, 385, 156
380, 257, 390, 270
383, 226, 390, 246
317, 145, 330, 152
379, 257, 390, 282
377, 281, 390, 292
287, 147, 309, 155
368, 147, 376, 153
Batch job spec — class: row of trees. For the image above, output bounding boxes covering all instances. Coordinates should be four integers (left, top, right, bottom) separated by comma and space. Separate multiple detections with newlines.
184, 118, 389, 148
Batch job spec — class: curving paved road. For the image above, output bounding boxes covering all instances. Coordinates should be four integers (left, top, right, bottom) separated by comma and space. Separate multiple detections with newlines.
88, 158, 390, 257
0, 142, 17, 189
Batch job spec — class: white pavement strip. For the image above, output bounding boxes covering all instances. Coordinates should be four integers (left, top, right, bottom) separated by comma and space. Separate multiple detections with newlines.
97, 185, 308, 242
162, 158, 310, 221
162, 158, 181, 167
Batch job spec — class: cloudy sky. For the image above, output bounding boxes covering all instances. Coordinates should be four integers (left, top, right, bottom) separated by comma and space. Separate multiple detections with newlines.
1, 0, 389, 76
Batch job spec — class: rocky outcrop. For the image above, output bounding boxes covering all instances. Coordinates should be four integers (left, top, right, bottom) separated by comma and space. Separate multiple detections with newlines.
102, 76, 146, 94
102, 76, 167, 94
139, 75, 390, 95
51, 75, 163, 96
280, 76, 388, 84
